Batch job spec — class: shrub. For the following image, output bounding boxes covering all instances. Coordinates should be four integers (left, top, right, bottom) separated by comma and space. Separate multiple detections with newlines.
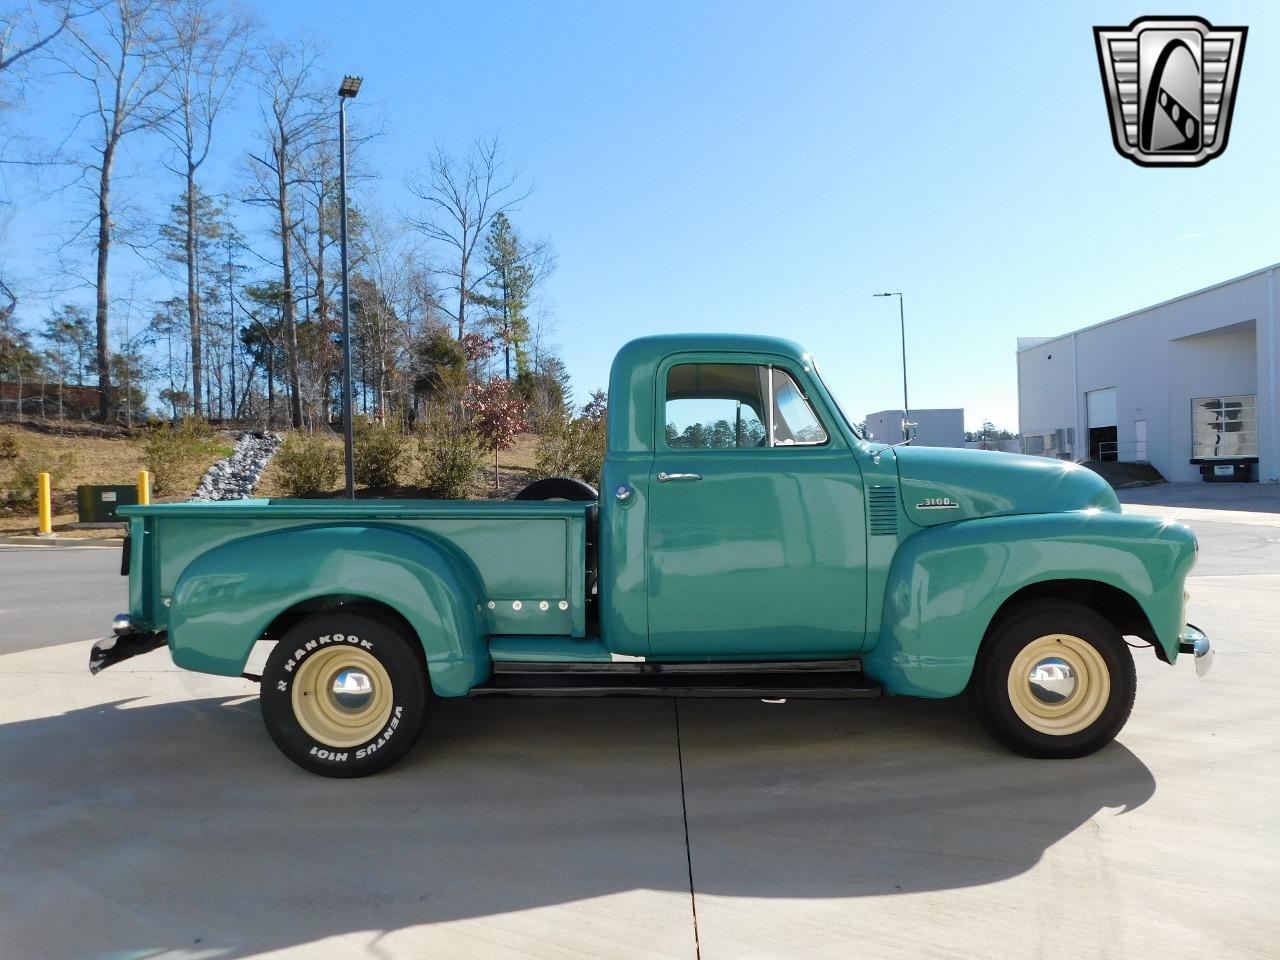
274, 431, 341, 497
6, 449, 78, 510
352, 418, 406, 489
0, 430, 18, 460
534, 390, 607, 487
144, 418, 227, 495
417, 416, 484, 500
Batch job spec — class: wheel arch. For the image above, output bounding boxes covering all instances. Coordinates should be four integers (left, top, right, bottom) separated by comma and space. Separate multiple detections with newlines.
168, 524, 488, 696
863, 512, 1193, 698
984, 579, 1165, 662
257, 595, 428, 667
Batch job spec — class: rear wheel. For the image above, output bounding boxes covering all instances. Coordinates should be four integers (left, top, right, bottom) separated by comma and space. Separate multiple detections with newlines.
971, 601, 1136, 758
261, 611, 430, 777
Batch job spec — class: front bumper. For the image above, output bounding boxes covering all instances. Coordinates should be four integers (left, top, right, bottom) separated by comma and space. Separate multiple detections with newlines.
89, 629, 167, 674
1178, 623, 1214, 678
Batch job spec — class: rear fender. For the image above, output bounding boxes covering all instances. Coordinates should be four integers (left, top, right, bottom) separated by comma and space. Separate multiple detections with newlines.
169, 525, 486, 696
863, 511, 1197, 698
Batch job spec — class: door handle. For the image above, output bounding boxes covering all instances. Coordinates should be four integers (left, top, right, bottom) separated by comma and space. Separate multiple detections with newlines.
657, 471, 702, 482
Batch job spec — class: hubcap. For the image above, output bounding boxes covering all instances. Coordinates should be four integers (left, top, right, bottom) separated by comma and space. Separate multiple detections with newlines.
331, 669, 375, 711
292, 646, 394, 749
1007, 634, 1110, 736
1028, 657, 1077, 704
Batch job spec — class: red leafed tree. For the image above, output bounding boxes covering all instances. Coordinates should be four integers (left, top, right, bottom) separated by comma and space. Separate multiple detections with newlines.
468, 377, 527, 493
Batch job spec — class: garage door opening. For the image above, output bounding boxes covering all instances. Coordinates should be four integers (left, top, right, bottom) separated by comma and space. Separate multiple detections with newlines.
1086, 387, 1118, 461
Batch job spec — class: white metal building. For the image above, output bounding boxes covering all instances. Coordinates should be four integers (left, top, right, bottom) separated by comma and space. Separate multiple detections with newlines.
865, 408, 965, 448
1017, 263, 1278, 483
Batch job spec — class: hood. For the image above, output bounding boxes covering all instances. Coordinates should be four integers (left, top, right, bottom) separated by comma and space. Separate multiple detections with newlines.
893, 446, 1121, 527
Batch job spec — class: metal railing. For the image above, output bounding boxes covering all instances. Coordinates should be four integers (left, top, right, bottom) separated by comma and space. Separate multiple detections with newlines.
1096, 440, 1150, 462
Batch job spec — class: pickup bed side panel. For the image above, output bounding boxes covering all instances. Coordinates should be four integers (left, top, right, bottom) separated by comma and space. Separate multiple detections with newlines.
168, 525, 486, 696
864, 512, 1197, 698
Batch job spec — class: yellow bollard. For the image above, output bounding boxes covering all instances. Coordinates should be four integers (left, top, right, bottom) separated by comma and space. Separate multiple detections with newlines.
37, 471, 53, 536
137, 469, 151, 506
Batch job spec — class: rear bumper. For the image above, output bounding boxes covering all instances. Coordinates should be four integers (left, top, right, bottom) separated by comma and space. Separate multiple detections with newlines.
1178, 623, 1214, 678
89, 630, 167, 674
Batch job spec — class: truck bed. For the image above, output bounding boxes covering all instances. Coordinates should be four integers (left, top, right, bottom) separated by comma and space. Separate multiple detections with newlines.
120, 498, 594, 639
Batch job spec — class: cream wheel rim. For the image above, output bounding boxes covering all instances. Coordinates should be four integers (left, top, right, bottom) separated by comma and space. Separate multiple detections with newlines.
1007, 634, 1110, 736
292, 647, 394, 748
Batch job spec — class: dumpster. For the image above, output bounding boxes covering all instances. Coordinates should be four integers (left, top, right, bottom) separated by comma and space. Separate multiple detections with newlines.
77, 484, 138, 523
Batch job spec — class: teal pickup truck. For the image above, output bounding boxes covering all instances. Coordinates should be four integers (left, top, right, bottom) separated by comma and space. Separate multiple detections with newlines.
93, 334, 1211, 777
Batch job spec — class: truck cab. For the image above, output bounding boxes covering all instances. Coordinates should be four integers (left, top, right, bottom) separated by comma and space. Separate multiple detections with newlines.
601, 335, 870, 660
95, 333, 1211, 777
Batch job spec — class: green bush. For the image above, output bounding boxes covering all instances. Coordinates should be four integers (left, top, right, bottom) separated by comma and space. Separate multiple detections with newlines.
274, 431, 341, 497
6, 449, 78, 509
417, 417, 484, 500
353, 418, 407, 489
144, 418, 228, 495
534, 394, 607, 487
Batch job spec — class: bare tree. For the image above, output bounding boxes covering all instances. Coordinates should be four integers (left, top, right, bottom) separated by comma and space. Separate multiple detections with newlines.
61, 0, 173, 421
0, 203, 16, 333
405, 136, 530, 345
157, 0, 252, 418
0, 0, 88, 77
246, 39, 325, 429
1, 2, 96, 317
348, 211, 417, 421
0, 274, 15, 325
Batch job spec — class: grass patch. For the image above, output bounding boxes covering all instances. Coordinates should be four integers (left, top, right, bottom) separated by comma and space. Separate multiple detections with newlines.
0, 420, 232, 533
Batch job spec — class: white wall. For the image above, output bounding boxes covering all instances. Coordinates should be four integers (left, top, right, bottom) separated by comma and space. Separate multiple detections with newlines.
1018, 266, 1277, 483
866, 408, 965, 448
1016, 338, 1079, 458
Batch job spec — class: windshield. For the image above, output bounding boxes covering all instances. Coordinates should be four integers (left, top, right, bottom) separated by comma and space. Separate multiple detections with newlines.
810, 359, 864, 440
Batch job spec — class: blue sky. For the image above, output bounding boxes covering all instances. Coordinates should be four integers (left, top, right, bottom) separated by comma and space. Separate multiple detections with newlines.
5, 1, 1278, 430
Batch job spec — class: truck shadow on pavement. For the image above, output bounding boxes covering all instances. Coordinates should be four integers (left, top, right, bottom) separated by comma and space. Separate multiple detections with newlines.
0, 692, 1156, 957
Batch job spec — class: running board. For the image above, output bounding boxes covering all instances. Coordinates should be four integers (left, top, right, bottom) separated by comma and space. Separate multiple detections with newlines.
470, 659, 881, 699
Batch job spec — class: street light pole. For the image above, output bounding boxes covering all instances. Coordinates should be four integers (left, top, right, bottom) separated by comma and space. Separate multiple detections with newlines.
874, 291, 910, 443
337, 75, 362, 499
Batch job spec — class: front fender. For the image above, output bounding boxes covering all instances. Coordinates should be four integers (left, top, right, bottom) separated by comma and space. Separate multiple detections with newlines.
169, 525, 486, 696
863, 511, 1197, 698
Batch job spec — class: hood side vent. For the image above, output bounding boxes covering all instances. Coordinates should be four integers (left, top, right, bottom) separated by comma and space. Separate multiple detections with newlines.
868, 486, 899, 536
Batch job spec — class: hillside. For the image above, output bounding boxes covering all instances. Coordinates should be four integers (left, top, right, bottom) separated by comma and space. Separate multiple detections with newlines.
0, 421, 549, 535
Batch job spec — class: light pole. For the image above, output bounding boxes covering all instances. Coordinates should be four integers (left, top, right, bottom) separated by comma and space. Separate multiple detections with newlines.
873, 291, 910, 443
337, 74, 362, 498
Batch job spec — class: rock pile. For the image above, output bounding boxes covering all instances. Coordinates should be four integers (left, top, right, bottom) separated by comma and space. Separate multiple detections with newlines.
192, 431, 283, 501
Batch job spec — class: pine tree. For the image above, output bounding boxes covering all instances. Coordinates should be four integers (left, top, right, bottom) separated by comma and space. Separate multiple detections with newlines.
160, 187, 228, 417
479, 213, 534, 381
43, 305, 94, 388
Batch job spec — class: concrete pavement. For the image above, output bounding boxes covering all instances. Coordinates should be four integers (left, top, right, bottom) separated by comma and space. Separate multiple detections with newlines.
0, 541, 124, 654
0, 497, 1277, 959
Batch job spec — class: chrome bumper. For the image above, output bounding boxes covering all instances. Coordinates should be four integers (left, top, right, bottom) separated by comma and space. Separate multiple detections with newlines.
1178, 623, 1214, 678
90, 615, 166, 674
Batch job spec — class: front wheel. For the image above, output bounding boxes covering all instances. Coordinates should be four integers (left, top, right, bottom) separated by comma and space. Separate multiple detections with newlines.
261, 611, 430, 777
971, 601, 1136, 758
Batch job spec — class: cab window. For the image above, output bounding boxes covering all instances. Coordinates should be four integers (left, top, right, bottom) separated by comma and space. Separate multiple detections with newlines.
663, 363, 827, 449
771, 368, 828, 445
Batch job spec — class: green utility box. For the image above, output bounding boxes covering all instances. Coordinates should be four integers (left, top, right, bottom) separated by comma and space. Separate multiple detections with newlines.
77, 484, 138, 523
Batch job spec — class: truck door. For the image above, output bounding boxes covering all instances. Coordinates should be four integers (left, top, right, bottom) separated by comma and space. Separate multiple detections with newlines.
646, 358, 868, 658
